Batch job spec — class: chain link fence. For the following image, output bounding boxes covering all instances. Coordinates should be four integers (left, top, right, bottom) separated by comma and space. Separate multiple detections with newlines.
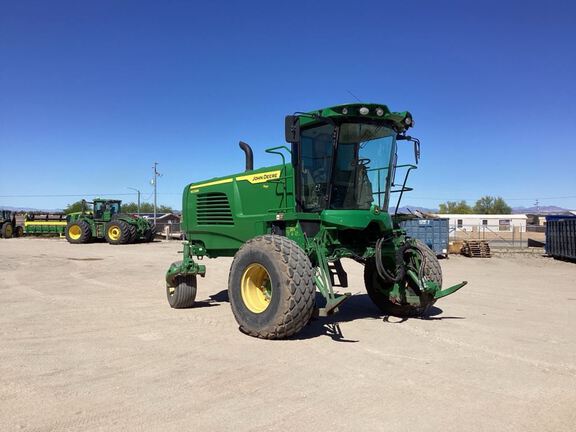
449, 223, 532, 248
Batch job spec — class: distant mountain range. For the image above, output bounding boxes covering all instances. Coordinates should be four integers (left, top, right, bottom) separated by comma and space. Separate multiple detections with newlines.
393, 205, 572, 215
510, 205, 570, 214
393, 206, 436, 214
0, 206, 63, 212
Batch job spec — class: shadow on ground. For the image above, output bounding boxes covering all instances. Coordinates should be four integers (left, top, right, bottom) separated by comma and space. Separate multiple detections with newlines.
209, 290, 229, 303
203, 289, 464, 341
295, 294, 463, 341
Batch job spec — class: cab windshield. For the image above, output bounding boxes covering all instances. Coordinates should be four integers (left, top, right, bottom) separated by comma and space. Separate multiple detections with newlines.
299, 122, 396, 211
94, 201, 121, 218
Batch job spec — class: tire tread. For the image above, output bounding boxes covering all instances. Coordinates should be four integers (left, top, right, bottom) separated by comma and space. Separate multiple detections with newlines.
364, 239, 442, 317
105, 220, 132, 245
167, 274, 197, 308
65, 220, 92, 244
229, 235, 315, 339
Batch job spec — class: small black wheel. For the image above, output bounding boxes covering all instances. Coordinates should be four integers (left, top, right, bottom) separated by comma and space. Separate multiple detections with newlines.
65, 220, 92, 244
364, 239, 442, 317
104, 220, 132, 245
1, 222, 13, 239
228, 234, 315, 339
167, 273, 197, 308
15, 226, 24, 237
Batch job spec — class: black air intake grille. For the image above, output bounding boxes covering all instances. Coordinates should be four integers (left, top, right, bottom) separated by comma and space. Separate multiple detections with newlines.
196, 192, 234, 225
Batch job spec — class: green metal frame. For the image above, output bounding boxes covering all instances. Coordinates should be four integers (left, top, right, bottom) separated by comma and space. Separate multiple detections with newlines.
166, 103, 467, 314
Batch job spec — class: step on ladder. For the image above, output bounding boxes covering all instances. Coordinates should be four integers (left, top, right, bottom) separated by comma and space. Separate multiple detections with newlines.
327, 259, 348, 287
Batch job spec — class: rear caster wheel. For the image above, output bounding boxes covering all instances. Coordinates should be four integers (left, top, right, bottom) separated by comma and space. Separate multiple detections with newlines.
167, 273, 197, 308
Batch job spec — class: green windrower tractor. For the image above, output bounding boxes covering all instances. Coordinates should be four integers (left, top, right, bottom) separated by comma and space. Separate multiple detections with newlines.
0, 210, 24, 239
166, 103, 467, 339
65, 199, 156, 245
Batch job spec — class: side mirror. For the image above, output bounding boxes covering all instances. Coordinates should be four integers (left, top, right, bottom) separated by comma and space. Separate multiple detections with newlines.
413, 139, 420, 164
285, 115, 300, 144
397, 135, 420, 164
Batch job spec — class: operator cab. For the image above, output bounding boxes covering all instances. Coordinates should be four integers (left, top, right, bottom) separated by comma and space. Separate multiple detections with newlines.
93, 200, 121, 220
286, 104, 417, 213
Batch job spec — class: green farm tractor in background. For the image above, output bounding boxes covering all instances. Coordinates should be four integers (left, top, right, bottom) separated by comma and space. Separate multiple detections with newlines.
65, 199, 155, 245
0, 210, 24, 239
166, 103, 467, 339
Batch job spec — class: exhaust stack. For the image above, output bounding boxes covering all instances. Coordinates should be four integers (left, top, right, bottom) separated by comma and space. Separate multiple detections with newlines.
239, 141, 253, 172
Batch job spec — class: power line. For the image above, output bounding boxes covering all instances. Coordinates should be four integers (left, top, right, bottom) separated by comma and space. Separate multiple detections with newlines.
0, 192, 181, 198
0, 193, 134, 198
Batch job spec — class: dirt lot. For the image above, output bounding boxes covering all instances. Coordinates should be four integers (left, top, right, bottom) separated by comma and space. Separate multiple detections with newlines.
1, 238, 575, 432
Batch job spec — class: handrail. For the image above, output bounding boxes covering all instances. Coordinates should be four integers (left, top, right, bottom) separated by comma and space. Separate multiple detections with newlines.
265, 146, 292, 167
264, 146, 292, 211
366, 164, 417, 212
394, 165, 416, 214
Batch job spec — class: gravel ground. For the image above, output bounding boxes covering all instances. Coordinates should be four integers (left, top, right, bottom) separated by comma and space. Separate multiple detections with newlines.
1, 238, 575, 432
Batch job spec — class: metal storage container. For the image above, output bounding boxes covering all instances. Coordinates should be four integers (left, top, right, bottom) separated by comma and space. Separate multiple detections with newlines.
545, 215, 576, 260
400, 218, 449, 257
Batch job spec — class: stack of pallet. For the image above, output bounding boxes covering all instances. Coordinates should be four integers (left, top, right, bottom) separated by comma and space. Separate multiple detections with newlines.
461, 240, 491, 258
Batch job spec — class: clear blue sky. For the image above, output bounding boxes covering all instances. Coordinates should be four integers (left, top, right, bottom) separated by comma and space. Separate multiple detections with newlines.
1, 0, 575, 211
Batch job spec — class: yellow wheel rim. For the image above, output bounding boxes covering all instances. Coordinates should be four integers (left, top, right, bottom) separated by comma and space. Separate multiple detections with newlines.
68, 225, 81, 240
241, 263, 272, 313
5, 224, 13, 237
108, 226, 121, 241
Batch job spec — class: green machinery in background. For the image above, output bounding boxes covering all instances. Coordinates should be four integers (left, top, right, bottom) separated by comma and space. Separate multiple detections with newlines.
166, 103, 467, 339
65, 199, 156, 245
0, 210, 23, 238
24, 212, 69, 236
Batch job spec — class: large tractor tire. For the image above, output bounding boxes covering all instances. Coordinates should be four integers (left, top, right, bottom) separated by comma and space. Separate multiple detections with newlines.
125, 223, 138, 243
1, 222, 13, 239
228, 235, 315, 339
364, 239, 442, 317
167, 272, 197, 308
65, 220, 92, 244
15, 226, 24, 237
144, 225, 156, 242
104, 220, 133, 245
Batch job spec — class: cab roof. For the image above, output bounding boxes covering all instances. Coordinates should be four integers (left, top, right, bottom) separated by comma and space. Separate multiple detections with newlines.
298, 103, 414, 132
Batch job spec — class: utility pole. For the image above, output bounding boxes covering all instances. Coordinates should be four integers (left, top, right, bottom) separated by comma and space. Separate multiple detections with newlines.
152, 162, 162, 226
127, 187, 141, 215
